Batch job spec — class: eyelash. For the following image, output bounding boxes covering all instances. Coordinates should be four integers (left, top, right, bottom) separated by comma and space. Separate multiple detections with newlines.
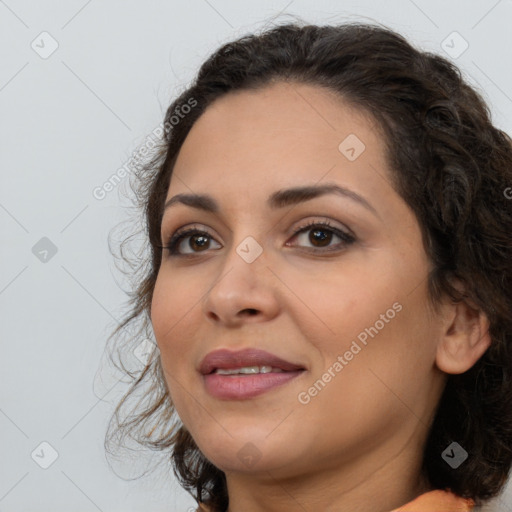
160, 219, 356, 258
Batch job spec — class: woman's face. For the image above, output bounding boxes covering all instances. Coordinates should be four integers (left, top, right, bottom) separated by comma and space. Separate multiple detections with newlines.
151, 82, 448, 485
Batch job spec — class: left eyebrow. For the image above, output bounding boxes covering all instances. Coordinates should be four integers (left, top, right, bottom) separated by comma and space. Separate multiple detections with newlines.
163, 182, 379, 218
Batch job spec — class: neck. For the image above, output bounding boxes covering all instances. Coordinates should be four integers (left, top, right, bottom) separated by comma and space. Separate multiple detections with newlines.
224, 429, 431, 512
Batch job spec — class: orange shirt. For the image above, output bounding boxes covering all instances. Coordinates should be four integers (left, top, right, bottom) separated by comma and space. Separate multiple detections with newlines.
196, 489, 476, 511
391, 489, 475, 511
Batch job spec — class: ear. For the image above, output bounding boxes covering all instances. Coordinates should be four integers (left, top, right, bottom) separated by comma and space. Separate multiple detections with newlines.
435, 295, 491, 375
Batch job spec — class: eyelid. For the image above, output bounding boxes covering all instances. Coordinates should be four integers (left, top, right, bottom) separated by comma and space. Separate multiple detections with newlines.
161, 217, 227, 243
162, 223, 220, 252
162, 214, 352, 240
286, 218, 355, 251
161, 216, 356, 257
287, 216, 354, 239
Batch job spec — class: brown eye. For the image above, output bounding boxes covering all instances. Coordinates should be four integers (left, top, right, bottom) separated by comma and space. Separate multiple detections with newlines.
188, 234, 210, 251
288, 220, 355, 253
308, 227, 332, 247
163, 227, 221, 256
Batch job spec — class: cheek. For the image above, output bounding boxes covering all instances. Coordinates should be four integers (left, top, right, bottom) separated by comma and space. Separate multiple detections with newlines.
150, 271, 200, 363
288, 253, 436, 390
150, 277, 171, 344
282, 260, 398, 352
150, 274, 199, 409
293, 296, 435, 448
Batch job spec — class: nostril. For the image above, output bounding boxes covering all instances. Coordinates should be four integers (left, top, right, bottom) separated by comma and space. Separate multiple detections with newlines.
242, 308, 259, 316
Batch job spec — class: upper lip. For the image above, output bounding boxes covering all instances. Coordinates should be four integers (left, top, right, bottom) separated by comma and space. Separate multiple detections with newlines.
199, 348, 306, 375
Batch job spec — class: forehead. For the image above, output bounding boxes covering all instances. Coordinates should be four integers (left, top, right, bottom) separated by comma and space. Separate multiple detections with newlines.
168, 81, 391, 205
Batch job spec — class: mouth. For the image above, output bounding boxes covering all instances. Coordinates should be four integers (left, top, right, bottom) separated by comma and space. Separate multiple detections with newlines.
211, 365, 294, 375
199, 348, 307, 400
199, 348, 306, 375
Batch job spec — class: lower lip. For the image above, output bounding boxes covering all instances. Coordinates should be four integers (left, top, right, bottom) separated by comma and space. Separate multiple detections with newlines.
203, 371, 304, 400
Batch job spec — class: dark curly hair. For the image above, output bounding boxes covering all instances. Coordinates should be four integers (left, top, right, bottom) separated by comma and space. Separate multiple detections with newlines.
104, 18, 512, 512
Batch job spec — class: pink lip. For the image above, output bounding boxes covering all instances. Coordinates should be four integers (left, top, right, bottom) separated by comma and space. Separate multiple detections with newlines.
203, 372, 304, 400
199, 348, 306, 400
199, 348, 305, 375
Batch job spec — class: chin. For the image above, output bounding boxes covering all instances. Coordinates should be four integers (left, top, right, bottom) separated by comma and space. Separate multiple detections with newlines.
204, 449, 292, 475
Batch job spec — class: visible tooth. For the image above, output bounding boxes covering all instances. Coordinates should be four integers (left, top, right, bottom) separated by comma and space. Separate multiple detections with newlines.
215, 368, 238, 375
239, 366, 260, 374
214, 365, 286, 375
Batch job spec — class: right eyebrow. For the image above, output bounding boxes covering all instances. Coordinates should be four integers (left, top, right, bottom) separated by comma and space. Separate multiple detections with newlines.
163, 182, 379, 219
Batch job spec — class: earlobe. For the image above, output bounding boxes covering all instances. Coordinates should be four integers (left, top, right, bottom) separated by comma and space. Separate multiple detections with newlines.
435, 298, 492, 375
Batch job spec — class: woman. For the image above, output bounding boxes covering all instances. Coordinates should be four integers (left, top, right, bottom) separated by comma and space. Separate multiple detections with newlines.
105, 21, 512, 512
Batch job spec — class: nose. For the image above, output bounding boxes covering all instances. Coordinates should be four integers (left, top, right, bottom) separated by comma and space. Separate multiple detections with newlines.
202, 240, 281, 326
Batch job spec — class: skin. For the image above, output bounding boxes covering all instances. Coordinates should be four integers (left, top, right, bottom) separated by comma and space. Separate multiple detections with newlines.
150, 81, 491, 512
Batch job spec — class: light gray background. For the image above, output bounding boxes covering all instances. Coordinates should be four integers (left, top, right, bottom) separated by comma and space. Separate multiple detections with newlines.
1, 1, 511, 511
